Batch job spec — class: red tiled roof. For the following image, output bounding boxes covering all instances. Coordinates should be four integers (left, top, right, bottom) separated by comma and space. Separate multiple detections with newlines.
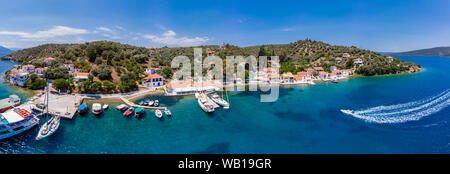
144, 74, 163, 80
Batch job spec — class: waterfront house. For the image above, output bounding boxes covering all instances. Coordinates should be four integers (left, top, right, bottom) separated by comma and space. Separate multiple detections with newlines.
354, 58, 363, 65
387, 56, 394, 63
281, 72, 295, 83
330, 66, 337, 72
44, 57, 56, 65
329, 73, 337, 80
318, 71, 328, 80
305, 68, 314, 73
21, 65, 35, 74
293, 75, 302, 82
297, 72, 308, 81
143, 74, 164, 87
166, 80, 217, 96
9, 69, 29, 87
268, 74, 280, 83
343, 53, 350, 58
74, 72, 89, 83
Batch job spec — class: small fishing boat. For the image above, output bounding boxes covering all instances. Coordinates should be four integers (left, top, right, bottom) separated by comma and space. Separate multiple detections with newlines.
77, 104, 88, 114
103, 104, 109, 110
155, 109, 163, 118
331, 80, 339, 83
148, 100, 154, 106
143, 100, 148, 106
153, 100, 159, 107
92, 103, 102, 115
210, 94, 230, 109
164, 109, 172, 116
134, 107, 145, 117
123, 107, 134, 116
116, 104, 128, 112
138, 101, 144, 105
36, 115, 60, 140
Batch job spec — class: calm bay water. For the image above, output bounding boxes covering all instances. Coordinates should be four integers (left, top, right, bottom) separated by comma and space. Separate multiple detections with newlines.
1, 56, 450, 154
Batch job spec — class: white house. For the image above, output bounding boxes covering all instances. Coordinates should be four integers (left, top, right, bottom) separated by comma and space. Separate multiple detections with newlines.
354, 58, 363, 65
21, 65, 35, 74
143, 74, 164, 87
74, 72, 89, 84
9, 69, 29, 87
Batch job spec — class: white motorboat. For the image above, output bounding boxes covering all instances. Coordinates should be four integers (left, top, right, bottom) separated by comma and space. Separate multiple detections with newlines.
340, 109, 356, 116
164, 109, 172, 116
36, 115, 60, 140
210, 94, 230, 109
92, 103, 102, 115
102, 104, 109, 110
148, 100, 154, 106
155, 110, 163, 118
153, 100, 159, 107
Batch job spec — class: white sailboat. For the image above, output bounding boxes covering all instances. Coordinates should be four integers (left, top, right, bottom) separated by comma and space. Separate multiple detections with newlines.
36, 80, 61, 140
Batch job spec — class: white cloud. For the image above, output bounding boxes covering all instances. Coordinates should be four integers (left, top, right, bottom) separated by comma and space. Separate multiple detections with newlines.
97, 27, 115, 34
115, 26, 125, 30
0, 26, 88, 39
144, 30, 208, 46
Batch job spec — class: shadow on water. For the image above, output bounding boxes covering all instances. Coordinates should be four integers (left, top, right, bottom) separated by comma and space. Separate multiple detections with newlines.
194, 142, 231, 154
272, 109, 316, 123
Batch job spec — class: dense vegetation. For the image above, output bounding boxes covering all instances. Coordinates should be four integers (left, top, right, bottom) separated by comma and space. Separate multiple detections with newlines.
391, 47, 450, 57
25, 74, 46, 90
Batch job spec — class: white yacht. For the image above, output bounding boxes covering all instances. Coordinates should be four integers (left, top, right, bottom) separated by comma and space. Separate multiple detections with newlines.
164, 109, 172, 116
210, 94, 230, 109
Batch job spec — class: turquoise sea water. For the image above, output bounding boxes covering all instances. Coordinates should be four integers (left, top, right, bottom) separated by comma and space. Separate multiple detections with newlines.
1, 56, 450, 154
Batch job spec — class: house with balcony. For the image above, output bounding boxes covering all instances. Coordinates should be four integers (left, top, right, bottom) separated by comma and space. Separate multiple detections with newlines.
9, 69, 29, 87
143, 74, 165, 87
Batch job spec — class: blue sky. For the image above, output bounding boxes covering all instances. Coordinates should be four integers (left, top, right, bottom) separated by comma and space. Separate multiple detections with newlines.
0, 0, 449, 52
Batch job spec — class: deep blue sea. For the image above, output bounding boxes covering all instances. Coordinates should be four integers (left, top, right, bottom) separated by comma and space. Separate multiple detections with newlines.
1, 56, 450, 154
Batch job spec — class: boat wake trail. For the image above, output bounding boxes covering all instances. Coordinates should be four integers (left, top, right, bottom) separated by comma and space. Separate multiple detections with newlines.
345, 90, 450, 123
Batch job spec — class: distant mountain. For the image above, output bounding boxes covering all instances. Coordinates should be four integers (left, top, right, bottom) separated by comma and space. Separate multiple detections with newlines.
0, 46, 13, 57
390, 47, 450, 57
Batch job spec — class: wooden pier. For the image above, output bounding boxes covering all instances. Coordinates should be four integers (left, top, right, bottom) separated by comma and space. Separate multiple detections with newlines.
119, 97, 167, 110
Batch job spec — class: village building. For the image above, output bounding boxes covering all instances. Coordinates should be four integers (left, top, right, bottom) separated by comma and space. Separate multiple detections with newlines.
330, 66, 337, 72
145, 68, 160, 75
281, 72, 295, 83
329, 73, 337, 80
387, 56, 394, 63
74, 72, 89, 84
343, 53, 351, 58
44, 57, 56, 65
318, 71, 328, 80
354, 58, 363, 65
313, 67, 324, 72
9, 69, 29, 87
335, 57, 342, 63
142, 74, 165, 87
21, 65, 35, 74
